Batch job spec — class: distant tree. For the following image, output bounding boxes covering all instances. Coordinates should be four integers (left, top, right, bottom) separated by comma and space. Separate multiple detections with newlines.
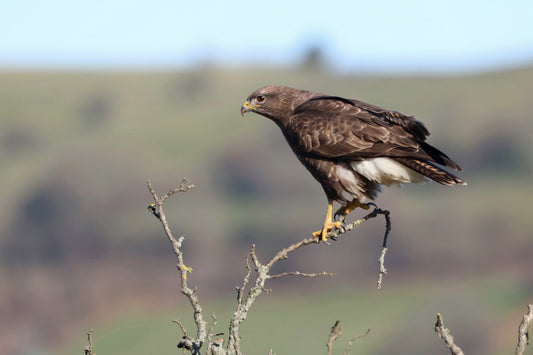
1, 181, 106, 264
79, 91, 114, 129
474, 130, 528, 173
300, 44, 328, 72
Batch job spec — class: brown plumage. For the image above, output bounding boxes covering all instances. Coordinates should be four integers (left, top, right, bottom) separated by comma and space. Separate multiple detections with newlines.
241, 85, 466, 240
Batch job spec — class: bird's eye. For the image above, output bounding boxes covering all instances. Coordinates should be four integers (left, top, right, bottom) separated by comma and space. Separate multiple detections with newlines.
256, 95, 265, 103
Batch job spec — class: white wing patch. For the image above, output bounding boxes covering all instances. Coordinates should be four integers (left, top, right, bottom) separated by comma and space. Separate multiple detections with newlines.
351, 158, 427, 186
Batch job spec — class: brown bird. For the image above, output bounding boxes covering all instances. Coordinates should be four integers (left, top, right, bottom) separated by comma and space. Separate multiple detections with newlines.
241, 85, 466, 241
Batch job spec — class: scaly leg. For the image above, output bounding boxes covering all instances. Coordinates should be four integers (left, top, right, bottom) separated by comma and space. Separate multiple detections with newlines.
312, 200, 344, 242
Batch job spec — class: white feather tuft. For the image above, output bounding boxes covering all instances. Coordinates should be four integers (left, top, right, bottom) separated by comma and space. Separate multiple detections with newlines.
351, 158, 427, 186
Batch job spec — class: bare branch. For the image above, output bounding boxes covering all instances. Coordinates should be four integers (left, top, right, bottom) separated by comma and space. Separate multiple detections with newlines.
148, 179, 381, 354
376, 208, 391, 289
249, 244, 260, 269
83, 329, 95, 355
325, 321, 369, 355
329, 206, 391, 289
516, 304, 533, 355
269, 271, 335, 279
326, 320, 343, 355
207, 313, 218, 343
147, 179, 208, 354
377, 247, 388, 290
161, 178, 195, 204
343, 328, 370, 355
173, 319, 189, 338
225, 206, 385, 354
434, 313, 465, 355
264, 235, 319, 269
235, 247, 253, 318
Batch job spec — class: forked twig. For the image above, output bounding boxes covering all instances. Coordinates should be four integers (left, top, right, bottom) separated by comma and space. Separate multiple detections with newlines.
325, 320, 369, 355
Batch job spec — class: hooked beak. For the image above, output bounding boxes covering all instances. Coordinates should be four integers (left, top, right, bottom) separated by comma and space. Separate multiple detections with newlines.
240, 100, 260, 116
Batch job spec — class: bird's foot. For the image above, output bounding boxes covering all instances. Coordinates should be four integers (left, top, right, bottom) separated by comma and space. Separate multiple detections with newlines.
312, 221, 345, 242
334, 200, 372, 221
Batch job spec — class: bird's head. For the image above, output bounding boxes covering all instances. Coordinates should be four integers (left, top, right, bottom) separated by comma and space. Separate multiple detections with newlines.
241, 85, 286, 117
240, 93, 266, 116
241, 85, 313, 124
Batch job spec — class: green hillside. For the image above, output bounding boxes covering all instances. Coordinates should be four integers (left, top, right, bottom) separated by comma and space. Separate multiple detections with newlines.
1, 66, 532, 354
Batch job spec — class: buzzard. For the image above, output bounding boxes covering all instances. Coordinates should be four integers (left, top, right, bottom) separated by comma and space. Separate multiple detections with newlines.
240, 85, 466, 241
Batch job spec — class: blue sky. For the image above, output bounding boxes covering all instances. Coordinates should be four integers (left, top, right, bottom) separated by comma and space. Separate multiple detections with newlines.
1, 0, 532, 73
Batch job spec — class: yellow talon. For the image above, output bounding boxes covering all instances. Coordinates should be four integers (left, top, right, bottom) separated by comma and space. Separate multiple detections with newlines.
335, 200, 370, 220
312, 200, 343, 241
312, 220, 343, 241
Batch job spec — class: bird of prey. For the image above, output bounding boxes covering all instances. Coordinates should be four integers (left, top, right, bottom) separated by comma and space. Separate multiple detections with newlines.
240, 85, 466, 241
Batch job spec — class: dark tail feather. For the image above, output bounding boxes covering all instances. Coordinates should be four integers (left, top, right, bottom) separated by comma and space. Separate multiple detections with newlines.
394, 158, 467, 186
420, 142, 463, 171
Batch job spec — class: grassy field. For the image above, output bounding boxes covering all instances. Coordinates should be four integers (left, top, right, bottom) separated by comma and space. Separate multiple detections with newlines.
61, 278, 531, 354
1, 65, 532, 354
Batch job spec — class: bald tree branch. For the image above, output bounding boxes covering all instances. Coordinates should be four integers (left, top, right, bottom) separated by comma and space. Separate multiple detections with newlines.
343, 328, 371, 355
325, 320, 370, 355
515, 304, 533, 355
83, 329, 95, 355
434, 313, 465, 355
331, 206, 391, 289
326, 320, 343, 355
147, 179, 385, 355
147, 179, 209, 354
226, 206, 388, 354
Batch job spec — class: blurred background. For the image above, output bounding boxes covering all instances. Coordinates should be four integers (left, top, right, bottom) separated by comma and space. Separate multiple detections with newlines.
1, 0, 533, 354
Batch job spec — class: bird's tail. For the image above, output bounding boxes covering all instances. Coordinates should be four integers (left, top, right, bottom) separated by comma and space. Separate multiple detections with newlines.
420, 142, 463, 171
394, 158, 467, 186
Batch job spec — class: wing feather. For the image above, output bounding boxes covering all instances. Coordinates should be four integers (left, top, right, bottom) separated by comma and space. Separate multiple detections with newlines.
288, 96, 461, 170
296, 96, 430, 141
